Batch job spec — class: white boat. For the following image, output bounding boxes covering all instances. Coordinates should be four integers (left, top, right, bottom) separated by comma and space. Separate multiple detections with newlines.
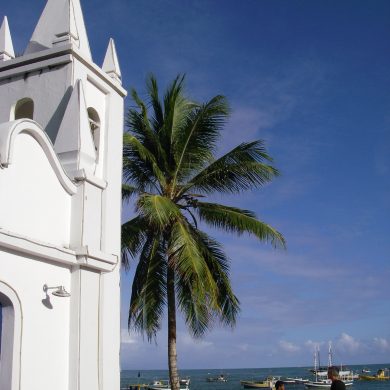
148, 378, 190, 390
207, 374, 228, 382
305, 343, 354, 389
305, 379, 353, 389
286, 377, 310, 384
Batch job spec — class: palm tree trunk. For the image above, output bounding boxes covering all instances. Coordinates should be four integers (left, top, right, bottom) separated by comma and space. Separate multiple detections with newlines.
167, 266, 180, 390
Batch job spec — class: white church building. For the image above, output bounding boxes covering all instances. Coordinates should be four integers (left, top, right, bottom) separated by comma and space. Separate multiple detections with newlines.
0, 0, 125, 389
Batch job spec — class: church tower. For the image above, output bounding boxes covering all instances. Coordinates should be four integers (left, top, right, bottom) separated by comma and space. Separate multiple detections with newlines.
0, 1, 125, 389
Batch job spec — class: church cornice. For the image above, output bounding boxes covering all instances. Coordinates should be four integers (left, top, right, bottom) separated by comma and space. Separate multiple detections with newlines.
0, 228, 118, 272
0, 44, 127, 97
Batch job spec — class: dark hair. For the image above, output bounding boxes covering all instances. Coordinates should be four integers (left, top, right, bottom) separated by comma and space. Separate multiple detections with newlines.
328, 367, 339, 379
275, 381, 284, 390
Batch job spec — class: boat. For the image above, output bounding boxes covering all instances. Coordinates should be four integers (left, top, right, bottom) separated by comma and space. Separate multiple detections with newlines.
361, 369, 371, 374
359, 369, 390, 381
304, 344, 354, 389
241, 377, 278, 389
286, 378, 310, 384
148, 378, 190, 390
207, 374, 228, 382
304, 379, 353, 389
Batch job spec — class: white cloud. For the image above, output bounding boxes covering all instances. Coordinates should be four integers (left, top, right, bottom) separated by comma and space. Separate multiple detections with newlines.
373, 337, 390, 352
239, 343, 249, 352
279, 340, 300, 353
121, 329, 138, 344
336, 333, 360, 353
305, 340, 325, 352
179, 333, 213, 349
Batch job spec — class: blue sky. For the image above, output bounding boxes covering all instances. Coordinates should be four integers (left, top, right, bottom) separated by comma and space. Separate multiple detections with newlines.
4, 0, 390, 369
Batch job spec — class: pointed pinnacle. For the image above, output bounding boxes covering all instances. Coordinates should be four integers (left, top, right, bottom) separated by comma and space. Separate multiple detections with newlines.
102, 38, 121, 83
0, 16, 15, 61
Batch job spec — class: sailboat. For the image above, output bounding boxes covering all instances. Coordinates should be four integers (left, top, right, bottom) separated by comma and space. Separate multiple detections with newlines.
304, 343, 353, 389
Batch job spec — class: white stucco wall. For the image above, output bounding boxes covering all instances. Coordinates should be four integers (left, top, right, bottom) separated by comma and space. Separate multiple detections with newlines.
0, 2, 125, 389
0, 252, 71, 390
0, 132, 72, 247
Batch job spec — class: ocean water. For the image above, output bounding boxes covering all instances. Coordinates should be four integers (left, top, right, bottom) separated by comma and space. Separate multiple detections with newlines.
121, 364, 390, 390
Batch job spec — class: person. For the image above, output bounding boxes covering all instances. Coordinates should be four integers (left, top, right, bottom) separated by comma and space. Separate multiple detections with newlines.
329, 367, 346, 390
275, 380, 285, 390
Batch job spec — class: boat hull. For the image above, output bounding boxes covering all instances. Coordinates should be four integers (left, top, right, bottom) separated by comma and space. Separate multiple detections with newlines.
305, 381, 353, 389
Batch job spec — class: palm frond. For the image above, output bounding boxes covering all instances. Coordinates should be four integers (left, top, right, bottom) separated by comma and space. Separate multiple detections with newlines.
122, 184, 138, 204
171, 95, 230, 192
146, 74, 164, 132
194, 202, 286, 248
176, 227, 239, 337
180, 141, 279, 196
123, 133, 167, 188
191, 228, 240, 326
137, 194, 181, 228
169, 219, 218, 303
121, 216, 148, 269
128, 232, 167, 341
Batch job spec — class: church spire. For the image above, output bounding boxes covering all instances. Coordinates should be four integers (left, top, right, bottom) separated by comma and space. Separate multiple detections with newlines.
0, 16, 15, 61
102, 38, 122, 84
25, 0, 92, 61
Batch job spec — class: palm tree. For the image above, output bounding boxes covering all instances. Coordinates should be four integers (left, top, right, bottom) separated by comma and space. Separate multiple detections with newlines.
122, 75, 285, 390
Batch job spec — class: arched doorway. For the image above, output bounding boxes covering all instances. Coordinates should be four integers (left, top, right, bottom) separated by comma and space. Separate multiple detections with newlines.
0, 282, 21, 390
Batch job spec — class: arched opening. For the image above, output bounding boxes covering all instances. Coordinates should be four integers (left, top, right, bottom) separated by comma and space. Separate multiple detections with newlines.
0, 282, 21, 390
14, 98, 34, 120
87, 107, 100, 156
0, 293, 15, 389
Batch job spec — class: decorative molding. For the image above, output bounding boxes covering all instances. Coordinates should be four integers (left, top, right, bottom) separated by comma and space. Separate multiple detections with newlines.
0, 229, 117, 272
74, 168, 107, 189
0, 119, 77, 195
0, 45, 127, 97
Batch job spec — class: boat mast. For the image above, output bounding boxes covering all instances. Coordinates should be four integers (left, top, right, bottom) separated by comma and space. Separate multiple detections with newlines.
314, 346, 319, 381
328, 342, 333, 368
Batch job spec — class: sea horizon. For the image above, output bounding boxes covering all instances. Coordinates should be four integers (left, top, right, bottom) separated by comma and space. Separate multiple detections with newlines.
121, 363, 390, 390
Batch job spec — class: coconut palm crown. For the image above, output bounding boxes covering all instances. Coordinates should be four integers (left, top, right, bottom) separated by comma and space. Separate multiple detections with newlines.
122, 75, 285, 389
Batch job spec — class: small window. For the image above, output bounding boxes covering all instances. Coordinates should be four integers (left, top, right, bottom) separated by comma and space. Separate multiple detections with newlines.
87, 107, 100, 154
14, 98, 34, 120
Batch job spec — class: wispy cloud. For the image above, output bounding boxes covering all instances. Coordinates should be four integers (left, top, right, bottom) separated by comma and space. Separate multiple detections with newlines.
279, 340, 301, 353
336, 333, 360, 354
373, 337, 390, 352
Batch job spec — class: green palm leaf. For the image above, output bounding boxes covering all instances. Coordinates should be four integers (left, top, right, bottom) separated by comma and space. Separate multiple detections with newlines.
128, 233, 167, 341
137, 194, 181, 228
181, 141, 279, 195
194, 201, 286, 248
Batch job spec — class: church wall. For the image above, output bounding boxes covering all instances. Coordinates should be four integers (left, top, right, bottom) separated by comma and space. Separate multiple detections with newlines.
70, 55, 124, 390
0, 251, 71, 390
99, 86, 123, 390
0, 131, 73, 247
0, 63, 73, 142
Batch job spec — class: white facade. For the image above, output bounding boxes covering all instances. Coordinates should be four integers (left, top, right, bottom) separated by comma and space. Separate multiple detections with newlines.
0, 1, 126, 389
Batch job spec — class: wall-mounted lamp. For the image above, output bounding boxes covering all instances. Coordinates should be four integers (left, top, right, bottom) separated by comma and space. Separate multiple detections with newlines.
43, 284, 71, 298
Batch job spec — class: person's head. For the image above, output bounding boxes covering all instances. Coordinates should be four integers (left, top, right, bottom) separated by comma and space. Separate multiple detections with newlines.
328, 367, 339, 381
275, 380, 285, 390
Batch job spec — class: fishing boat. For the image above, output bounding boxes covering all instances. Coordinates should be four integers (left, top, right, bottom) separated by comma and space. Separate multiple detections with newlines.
241, 377, 277, 389
148, 378, 190, 390
286, 377, 310, 384
207, 374, 228, 382
305, 344, 353, 389
359, 369, 390, 381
